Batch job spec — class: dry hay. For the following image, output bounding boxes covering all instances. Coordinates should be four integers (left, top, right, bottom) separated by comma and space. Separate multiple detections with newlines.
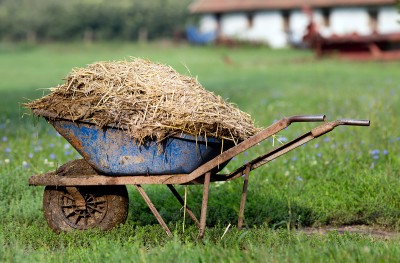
25, 58, 259, 144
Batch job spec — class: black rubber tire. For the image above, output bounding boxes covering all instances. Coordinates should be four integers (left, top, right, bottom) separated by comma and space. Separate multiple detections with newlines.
43, 185, 129, 233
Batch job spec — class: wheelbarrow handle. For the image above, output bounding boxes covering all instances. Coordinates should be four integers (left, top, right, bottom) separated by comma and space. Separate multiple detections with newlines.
215, 117, 370, 182
311, 119, 370, 137
288, 115, 326, 123
337, 119, 370, 126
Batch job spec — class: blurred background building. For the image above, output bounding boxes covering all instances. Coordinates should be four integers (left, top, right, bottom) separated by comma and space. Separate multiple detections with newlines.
188, 0, 400, 59
189, 0, 400, 47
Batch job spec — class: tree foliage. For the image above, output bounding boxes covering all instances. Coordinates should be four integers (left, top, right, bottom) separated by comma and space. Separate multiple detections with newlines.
0, 0, 192, 42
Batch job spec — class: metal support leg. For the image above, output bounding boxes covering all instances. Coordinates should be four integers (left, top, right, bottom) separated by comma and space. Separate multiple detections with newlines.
238, 165, 251, 230
66, 187, 86, 210
198, 172, 211, 239
135, 184, 172, 237
167, 184, 200, 227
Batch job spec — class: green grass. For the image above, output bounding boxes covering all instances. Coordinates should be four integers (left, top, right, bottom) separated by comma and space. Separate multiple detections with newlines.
1, 42, 399, 262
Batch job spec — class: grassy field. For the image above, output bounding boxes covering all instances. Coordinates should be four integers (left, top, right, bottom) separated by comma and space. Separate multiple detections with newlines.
0, 42, 399, 262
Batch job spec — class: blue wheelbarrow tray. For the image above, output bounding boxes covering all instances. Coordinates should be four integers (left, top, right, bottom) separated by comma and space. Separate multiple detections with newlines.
50, 119, 234, 176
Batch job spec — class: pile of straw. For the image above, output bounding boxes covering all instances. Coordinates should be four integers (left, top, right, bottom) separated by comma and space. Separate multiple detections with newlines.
25, 58, 258, 143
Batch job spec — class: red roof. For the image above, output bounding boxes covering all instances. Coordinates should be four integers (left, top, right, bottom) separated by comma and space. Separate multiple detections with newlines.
189, 0, 396, 13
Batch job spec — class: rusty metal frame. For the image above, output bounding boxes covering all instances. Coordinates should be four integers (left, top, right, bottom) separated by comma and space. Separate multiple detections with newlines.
29, 115, 328, 186
28, 115, 370, 238
198, 172, 211, 239
29, 117, 369, 187
212, 119, 370, 182
135, 184, 172, 237
65, 187, 87, 210
238, 165, 251, 230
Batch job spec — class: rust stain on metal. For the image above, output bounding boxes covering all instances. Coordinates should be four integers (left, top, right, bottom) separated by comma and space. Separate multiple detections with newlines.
119, 155, 145, 165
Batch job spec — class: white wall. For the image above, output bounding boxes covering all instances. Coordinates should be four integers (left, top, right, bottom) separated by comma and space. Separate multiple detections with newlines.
219, 11, 287, 48
196, 4, 400, 48
377, 6, 400, 34
249, 11, 287, 48
330, 7, 371, 35
199, 14, 218, 33
220, 13, 248, 36
312, 10, 333, 37
289, 10, 310, 44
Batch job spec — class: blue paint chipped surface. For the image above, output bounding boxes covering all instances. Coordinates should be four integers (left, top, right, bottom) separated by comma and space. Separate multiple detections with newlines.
51, 120, 231, 175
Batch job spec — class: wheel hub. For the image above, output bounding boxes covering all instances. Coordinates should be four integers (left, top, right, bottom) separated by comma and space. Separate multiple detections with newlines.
59, 189, 107, 229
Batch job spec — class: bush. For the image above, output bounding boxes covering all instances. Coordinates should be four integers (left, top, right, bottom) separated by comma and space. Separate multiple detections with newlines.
0, 0, 192, 42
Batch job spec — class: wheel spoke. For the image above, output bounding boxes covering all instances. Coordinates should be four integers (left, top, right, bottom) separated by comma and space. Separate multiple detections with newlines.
87, 200, 106, 206
83, 213, 88, 226
86, 208, 95, 217
87, 205, 105, 214
85, 195, 94, 202
64, 210, 76, 218
62, 195, 75, 202
74, 215, 81, 225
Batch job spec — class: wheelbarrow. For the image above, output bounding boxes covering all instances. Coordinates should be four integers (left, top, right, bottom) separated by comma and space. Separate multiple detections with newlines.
29, 114, 370, 238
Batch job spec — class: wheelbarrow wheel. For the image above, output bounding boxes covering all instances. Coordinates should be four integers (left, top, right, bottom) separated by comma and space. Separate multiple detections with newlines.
43, 185, 129, 232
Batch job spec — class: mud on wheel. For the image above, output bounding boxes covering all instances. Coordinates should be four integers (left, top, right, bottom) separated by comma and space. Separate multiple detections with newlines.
43, 185, 129, 232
